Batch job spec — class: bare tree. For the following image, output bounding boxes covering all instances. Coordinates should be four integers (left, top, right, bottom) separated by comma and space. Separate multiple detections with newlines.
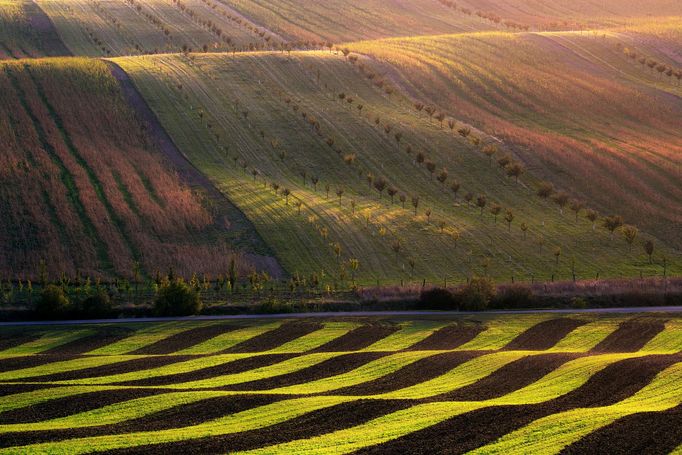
504, 209, 514, 231
336, 187, 344, 202
644, 239, 654, 263
490, 204, 502, 223
450, 181, 461, 200
537, 181, 554, 199
552, 191, 569, 215
437, 168, 448, 186
621, 225, 638, 251
399, 193, 407, 208
311, 176, 319, 191
476, 194, 487, 215
602, 215, 624, 239
482, 144, 497, 166
387, 187, 398, 204
585, 209, 598, 230
412, 195, 420, 215
505, 162, 524, 183
373, 176, 387, 198
282, 188, 291, 205
425, 208, 432, 223
464, 192, 473, 207
425, 160, 436, 178
520, 222, 528, 239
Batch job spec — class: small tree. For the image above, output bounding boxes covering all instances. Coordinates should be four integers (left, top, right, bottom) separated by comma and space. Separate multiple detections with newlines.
476, 194, 487, 215
425, 160, 436, 177
553, 247, 561, 266
569, 199, 584, 222
552, 191, 569, 215
621, 225, 638, 251
520, 222, 528, 239
497, 155, 511, 169
537, 181, 554, 199
482, 144, 497, 165
294, 200, 303, 215
391, 239, 401, 254
437, 168, 448, 186
644, 240, 654, 263
336, 187, 344, 202
505, 162, 524, 183
311, 176, 319, 191
282, 188, 291, 205
387, 187, 398, 204
504, 209, 514, 231
602, 215, 624, 239
425, 208, 432, 223
399, 193, 407, 208
450, 181, 461, 200
412, 195, 420, 215
490, 204, 502, 223
155, 278, 202, 316
585, 209, 598, 230
373, 176, 387, 198
464, 192, 473, 207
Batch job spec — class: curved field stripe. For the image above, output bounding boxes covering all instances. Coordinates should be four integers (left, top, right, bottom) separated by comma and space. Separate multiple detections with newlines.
0, 391, 227, 433
360, 321, 450, 351
380, 351, 529, 400
312, 325, 399, 352
503, 318, 587, 351
0, 356, 137, 382
456, 316, 551, 351
0, 396, 354, 454
164, 352, 342, 389
590, 319, 667, 353
225, 322, 323, 353
262, 351, 434, 395
640, 319, 682, 354
0, 330, 95, 356
86, 322, 208, 355
0, 386, 125, 413
266, 322, 360, 353
469, 362, 682, 454
54, 354, 256, 385
406, 323, 484, 351
130, 324, 237, 355
176, 322, 283, 355
234, 402, 486, 455
0, 335, 40, 353
548, 318, 624, 352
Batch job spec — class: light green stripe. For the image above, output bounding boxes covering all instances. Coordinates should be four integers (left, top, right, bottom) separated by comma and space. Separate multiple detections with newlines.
0, 329, 95, 355
361, 321, 450, 351
176, 322, 283, 355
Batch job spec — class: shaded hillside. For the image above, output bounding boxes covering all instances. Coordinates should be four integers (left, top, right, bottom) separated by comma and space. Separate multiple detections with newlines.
0, 0, 70, 59
350, 32, 682, 248
115, 51, 680, 283
0, 58, 269, 278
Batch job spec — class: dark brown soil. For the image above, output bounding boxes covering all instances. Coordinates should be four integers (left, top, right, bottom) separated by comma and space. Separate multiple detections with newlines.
561, 403, 682, 455
224, 321, 323, 353
357, 354, 679, 454
504, 319, 586, 351
119, 353, 296, 387
312, 325, 398, 352
0, 388, 167, 424
436, 353, 578, 401
131, 324, 236, 355
223, 352, 386, 391
331, 351, 482, 396
103, 399, 413, 454
406, 323, 484, 350
0, 333, 40, 352
590, 319, 667, 353
0, 354, 78, 373
43, 327, 135, 355
0, 394, 288, 448
24, 355, 194, 383
0, 382, 61, 397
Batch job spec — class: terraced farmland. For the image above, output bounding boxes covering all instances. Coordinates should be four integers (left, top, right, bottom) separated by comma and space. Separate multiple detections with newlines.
0, 313, 681, 453
113, 51, 681, 283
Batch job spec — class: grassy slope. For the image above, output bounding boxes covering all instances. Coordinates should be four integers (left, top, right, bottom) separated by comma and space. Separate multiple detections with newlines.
0, 0, 69, 59
349, 31, 682, 250
0, 57, 262, 278
115, 51, 680, 284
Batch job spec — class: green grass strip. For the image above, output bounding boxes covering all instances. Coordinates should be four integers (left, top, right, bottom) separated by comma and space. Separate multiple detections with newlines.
470, 361, 682, 454
0, 390, 226, 433
0, 329, 95, 355
87, 322, 210, 355
639, 320, 682, 353
265, 351, 435, 394
547, 317, 624, 352
0, 385, 124, 413
0, 355, 138, 382
163, 352, 342, 389
381, 351, 529, 399
265, 322, 361, 354
55, 354, 255, 385
176, 321, 283, 355
0, 396, 354, 454
361, 321, 450, 351
456, 315, 551, 351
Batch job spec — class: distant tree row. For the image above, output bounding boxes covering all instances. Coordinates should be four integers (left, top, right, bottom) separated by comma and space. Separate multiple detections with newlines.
623, 47, 682, 84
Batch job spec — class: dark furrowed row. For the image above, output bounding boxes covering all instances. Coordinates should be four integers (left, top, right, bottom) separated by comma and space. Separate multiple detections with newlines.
561, 403, 682, 455
406, 323, 484, 351
224, 322, 323, 353
118, 353, 296, 387
435, 353, 579, 401
330, 351, 483, 396
0, 382, 63, 397
42, 327, 135, 355
0, 333, 41, 352
18, 355, 195, 383
0, 394, 290, 449
102, 400, 414, 455
223, 352, 387, 391
131, 324, 237, 355
356, 354, 680, 454
312, 325, 398, 352
0, 355, 79, 373
590, 319, 666, 353
503, 319, 586, 351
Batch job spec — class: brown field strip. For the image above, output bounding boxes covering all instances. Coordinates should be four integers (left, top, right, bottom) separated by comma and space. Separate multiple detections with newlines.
42, 328, 135, 355
590, 320, 667, 353
131, 324, 237, 355
224, 352, 387, 391
224, 322, 322, 353
406, 324, 484, 350
503, 319, 586, 351
0, 383, 62, 398
312, 325, 398, 352
0, 334, 41, 352
0, 355, 78, 373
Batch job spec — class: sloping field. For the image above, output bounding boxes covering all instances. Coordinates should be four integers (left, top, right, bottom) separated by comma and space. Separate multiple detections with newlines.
0, 313, 680, 453
0, 0, 70, 59
350, 31, 682, 248
0, 57, 268, 278
114, 50, 681, 283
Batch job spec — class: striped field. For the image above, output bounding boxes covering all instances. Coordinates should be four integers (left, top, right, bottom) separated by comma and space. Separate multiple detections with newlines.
1, 313, 680, 453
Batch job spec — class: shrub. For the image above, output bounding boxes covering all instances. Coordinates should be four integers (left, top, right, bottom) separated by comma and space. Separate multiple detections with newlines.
77, 291, 114, 318
419, 287, 459, 310
459, 277, 496, 311
493, 284, 534, 309
35, 285, 70, 319
154, 279, 202, 316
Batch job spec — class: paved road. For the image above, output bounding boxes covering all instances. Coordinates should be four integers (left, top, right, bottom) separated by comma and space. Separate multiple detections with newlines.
2, 306, 681, 327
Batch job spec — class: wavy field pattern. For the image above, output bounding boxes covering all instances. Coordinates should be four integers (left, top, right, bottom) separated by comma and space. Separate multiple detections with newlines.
1, 314, 680, 453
